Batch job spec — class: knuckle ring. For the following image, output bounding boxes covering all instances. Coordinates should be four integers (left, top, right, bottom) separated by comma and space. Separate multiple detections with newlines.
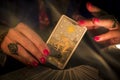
8, 43, 18, 55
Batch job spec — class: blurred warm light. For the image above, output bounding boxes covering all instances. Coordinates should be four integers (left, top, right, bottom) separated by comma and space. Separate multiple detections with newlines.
115, 44, 120, 49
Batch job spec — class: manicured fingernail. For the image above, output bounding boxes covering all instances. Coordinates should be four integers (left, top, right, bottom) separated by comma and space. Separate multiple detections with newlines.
43, 49, 49, 56
32, 61, 38, 67
94, 36, 100, 41
92, 18, 99, 23
40, 57, 46, 64
78, 20, 85, 25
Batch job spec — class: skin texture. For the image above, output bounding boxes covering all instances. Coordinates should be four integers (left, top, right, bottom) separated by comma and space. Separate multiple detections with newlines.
78, 2, 120, 45
1, 23, 50, 67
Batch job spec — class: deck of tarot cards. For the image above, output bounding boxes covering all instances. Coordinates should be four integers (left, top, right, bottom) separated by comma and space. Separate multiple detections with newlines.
46, 15, 87, 69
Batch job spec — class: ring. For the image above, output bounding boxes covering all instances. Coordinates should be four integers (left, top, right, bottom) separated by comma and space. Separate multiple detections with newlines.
111, 17, 118, 28
8, 43, 18, 55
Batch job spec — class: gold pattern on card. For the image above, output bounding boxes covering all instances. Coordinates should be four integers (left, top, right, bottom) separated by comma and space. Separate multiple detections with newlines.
46, 15, 87, 69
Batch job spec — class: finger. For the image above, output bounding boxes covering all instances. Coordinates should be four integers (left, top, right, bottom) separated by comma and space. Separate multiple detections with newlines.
78, 2, 108, 29
17, 44, 39, 67
14, 23, 50, 56
93, 30, 120, 42
86, 2, 101, 12
86, 2, 108, 17
1, 36, 39, 67
1, 36, 29, 65
92, 17, 119, 30
78, 16, 119, 30
7, 28, 46, 64
78, 19, 95, 29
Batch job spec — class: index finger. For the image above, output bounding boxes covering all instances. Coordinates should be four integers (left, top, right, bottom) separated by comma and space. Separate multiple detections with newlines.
78, 19, 96, 29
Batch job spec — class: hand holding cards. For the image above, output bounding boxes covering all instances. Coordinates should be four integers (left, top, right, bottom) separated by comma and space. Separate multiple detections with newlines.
46, 15, 87, 69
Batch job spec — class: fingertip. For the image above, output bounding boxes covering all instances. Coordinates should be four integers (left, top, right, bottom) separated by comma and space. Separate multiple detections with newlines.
39, 57, 46, 64
86, 2, 101, 13
93, 36, 100, 41
43, 49, 50, 56
86, 2, 93, 12
31, 61, 39, 67
92, 18, 99, 24
77, 20, 85, 26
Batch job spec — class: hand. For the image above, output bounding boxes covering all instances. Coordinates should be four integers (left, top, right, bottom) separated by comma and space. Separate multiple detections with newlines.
78, 2, 120, 46
1, 23, 50, 67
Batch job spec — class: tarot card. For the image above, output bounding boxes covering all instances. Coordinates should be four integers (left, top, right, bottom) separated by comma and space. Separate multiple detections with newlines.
46, 15, 87, 69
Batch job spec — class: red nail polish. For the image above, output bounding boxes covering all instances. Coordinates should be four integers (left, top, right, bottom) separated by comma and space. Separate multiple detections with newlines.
87, 2, 92, 8
94, 36, 100, 41
40, 57, 46, 64
32, 61, 38, 67
92, 18, 99, 23
78, 20, 85, 25
43, 49, 49, 56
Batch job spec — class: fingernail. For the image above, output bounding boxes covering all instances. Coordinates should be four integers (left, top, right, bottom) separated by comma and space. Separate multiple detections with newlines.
94, 36, 100, 41
87, 2, 92, 7
78, 20, 85, 25
40, 57, 46, 64
92, 18, 99, 23
43, 49, 49, 56
32, 61, 38, 67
